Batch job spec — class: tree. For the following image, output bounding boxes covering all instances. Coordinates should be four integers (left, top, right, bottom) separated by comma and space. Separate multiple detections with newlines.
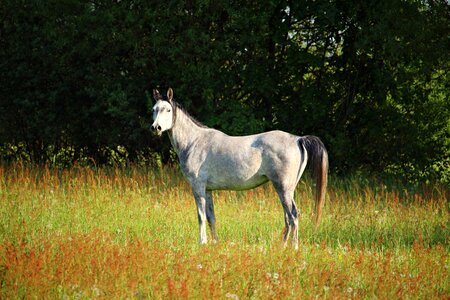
0, 0, 448, 183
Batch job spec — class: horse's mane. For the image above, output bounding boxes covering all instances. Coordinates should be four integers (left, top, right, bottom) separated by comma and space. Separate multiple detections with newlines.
161, 97, 208, 129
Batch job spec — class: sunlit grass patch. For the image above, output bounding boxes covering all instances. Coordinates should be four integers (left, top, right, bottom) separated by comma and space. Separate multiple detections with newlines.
0, 164, 448, 298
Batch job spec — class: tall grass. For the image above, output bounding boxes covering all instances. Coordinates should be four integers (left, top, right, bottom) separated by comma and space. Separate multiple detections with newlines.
0, 163, 448, 299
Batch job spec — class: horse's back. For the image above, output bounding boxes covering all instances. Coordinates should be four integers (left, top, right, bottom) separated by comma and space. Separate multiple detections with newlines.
253, 130, 299, 152
204, 129, 299, 160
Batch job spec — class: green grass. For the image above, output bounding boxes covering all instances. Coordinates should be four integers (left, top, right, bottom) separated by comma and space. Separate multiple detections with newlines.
0, 164, 448, 299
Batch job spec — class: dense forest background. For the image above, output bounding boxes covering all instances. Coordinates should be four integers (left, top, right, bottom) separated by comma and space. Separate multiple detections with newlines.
0, 0, 448, 183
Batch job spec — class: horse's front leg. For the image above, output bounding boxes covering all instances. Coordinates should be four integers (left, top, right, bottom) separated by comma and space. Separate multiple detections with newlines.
206, 191, 218, 243
192, 187, 208, 245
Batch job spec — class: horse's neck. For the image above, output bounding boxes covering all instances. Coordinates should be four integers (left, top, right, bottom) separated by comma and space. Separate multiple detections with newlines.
168, 109, 204, 156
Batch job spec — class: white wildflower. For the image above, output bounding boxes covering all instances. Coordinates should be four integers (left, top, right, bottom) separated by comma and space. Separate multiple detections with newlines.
225, 292, 240, 300
91, 285, 101, 297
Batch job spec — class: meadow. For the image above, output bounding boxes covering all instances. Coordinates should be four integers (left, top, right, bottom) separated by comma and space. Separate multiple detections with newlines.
0, 164, 448, 299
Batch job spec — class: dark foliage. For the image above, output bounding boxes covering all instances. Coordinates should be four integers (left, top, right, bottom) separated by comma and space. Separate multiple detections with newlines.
0, 0, 448, 182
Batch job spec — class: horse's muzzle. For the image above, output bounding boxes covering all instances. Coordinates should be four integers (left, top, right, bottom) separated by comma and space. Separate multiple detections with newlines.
151, 124, 162, 136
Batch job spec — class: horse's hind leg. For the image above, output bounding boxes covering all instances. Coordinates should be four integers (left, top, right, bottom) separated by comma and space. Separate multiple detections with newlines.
282, 211, 290, 242
276, 188, 299, 249
206, 191, 218, 242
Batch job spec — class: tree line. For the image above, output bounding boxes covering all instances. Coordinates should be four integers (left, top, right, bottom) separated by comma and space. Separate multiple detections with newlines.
0, 0, 448, 183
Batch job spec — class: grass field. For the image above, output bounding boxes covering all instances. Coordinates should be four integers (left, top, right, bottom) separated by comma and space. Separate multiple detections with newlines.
0, 164, 448, 299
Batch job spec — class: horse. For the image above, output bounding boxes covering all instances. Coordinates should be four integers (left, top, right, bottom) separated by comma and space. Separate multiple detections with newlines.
151, 88, 328, 249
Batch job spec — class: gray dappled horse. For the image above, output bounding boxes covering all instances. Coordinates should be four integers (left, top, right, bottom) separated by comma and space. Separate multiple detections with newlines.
151, 88, 328, 249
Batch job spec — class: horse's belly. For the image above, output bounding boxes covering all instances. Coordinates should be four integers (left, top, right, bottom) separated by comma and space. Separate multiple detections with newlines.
206, 173, 268, 191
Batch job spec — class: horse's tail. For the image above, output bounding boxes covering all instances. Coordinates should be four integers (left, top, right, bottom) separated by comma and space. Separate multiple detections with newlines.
299, 135, 328, 226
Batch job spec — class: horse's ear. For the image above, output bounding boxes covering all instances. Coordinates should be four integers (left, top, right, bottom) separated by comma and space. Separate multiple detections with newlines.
167, 88, 174, 102
153, 89, 161, 101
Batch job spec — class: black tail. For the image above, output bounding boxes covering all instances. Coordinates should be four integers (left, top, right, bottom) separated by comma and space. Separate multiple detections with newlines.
299, 135, 329, 226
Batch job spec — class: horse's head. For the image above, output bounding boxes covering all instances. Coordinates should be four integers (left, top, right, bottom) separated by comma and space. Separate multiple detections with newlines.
151, 88, 174, 136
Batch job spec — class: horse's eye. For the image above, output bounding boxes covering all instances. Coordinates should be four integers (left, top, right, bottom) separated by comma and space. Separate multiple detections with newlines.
168, 109, 171, 112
